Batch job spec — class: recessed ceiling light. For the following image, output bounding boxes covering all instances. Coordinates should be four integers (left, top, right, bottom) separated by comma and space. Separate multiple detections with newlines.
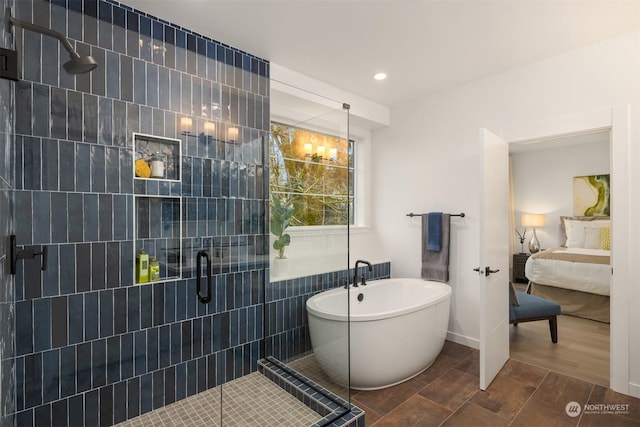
373, 72, 387, 81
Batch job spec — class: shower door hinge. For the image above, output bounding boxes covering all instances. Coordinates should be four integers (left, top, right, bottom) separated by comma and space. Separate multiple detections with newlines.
10, 235, 47, 274
0, 48, 19, 81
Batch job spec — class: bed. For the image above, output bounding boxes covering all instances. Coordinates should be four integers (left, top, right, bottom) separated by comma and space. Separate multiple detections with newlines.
524, 216, 611, 323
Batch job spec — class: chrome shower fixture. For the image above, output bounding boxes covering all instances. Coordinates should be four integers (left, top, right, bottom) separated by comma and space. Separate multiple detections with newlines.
5, 8, 98, 74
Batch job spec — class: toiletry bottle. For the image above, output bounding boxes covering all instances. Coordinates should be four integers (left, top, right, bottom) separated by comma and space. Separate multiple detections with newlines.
149, 257, 160, 281
136, 248, 150, 283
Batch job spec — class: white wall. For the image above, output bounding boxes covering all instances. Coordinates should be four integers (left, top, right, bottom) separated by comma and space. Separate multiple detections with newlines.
372, 31, 640, 396
270, 32, 640, 397
511, 139, 610, 249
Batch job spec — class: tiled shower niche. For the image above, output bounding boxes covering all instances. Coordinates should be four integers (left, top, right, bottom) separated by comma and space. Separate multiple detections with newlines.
134, 196, 182, 284
133, 133, 183, 284
133, 133, 181, 182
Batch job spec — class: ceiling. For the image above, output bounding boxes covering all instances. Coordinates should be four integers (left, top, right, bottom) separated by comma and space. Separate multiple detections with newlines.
124, 0, 640, 108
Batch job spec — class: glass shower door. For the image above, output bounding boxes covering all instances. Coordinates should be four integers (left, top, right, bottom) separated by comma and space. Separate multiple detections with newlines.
0, 3, 16, 424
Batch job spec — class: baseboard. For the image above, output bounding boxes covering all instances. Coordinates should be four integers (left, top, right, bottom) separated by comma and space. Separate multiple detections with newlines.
628, 382, 640, 398
446, 331, 479, 350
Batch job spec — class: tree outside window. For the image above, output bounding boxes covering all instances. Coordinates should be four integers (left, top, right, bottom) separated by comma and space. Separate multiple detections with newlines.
270, 123, 354, 226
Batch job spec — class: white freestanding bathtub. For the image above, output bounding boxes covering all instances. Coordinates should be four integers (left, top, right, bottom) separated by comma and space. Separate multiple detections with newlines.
306, 278, 451, 390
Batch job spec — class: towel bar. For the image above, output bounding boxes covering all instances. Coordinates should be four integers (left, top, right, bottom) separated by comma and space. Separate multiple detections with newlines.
406, 212, 465, 218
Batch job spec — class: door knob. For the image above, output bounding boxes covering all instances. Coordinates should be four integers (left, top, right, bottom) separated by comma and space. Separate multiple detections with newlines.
473, 267, 481, 273
485, 267, 500, 276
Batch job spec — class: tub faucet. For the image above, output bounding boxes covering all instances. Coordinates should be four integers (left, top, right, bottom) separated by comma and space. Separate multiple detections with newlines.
353, 260, 373, 287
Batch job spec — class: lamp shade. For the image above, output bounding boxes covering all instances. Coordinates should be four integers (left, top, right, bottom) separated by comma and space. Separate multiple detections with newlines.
522, 213, 546, 228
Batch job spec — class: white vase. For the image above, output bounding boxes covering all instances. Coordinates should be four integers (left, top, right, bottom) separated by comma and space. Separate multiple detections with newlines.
271, 256, 289, 278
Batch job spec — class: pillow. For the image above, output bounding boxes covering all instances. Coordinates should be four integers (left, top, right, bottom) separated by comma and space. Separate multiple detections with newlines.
583, 227, 603, 249
564, 220, 585, 247
561, 216, 610, 247
509, 282, 520, 306
600, 227, 611, 250
560, 216, 610, 245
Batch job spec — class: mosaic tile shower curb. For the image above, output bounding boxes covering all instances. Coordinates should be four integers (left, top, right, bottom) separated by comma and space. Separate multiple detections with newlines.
258, 357, 365, 427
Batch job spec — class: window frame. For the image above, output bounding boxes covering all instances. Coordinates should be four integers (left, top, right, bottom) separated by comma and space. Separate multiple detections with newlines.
269, 120, 358, 229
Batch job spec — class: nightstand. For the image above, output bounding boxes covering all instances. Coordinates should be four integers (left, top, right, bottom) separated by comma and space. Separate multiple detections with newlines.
513, 253, 530, 283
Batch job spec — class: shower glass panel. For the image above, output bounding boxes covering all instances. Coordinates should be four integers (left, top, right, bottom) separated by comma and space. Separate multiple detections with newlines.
227, 89, 351, 424
285, 104, 351, 413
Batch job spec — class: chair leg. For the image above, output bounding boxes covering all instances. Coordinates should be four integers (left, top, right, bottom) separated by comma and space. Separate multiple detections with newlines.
549, 316, 558, 343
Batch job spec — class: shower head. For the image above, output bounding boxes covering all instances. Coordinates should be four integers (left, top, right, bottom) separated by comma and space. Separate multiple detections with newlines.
5, 8, 98, 75
63, 52, 98, 75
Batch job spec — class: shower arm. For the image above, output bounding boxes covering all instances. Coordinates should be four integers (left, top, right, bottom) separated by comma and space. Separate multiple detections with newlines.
5, 8, 80, 58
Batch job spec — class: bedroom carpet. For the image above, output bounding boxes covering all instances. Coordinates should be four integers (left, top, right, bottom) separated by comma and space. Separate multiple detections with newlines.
353, 341, 639, 426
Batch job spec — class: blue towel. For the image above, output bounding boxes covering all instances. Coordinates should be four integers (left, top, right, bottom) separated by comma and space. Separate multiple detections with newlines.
422, 213, 451, 282
427, 212, 443, 251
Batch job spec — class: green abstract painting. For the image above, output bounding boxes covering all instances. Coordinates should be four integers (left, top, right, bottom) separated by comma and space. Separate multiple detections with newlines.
573, 174, 610, 216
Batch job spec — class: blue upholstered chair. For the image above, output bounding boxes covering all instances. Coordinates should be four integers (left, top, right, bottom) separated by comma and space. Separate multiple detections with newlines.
509, 283, 561, 343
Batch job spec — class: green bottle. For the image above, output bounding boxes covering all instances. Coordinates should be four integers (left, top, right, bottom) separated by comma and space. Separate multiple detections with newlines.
136, 248, 150, 283
149, 257, 160, 281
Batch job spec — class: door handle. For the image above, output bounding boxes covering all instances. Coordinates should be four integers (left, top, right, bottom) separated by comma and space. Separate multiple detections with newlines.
196, 250, 212, 304
473, 267, 481, 274
485, 267, 500, 276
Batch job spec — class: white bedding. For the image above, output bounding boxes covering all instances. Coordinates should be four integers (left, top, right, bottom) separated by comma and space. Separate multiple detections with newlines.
524, 248, 611, 296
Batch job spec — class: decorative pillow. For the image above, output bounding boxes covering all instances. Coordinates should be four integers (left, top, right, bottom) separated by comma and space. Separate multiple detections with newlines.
600, 227, 611, 250
584, 227, 602, 249
561, 217, 610, 247
564, 220, 585, 247
509, 282, 520, 306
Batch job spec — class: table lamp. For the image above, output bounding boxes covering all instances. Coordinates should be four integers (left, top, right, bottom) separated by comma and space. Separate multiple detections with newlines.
521, 213, 546, 253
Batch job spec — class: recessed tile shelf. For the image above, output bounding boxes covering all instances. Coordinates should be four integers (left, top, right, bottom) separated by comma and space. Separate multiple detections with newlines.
133, 132, 182, 182
133, 133, 183, 285
134, 195, 183, 284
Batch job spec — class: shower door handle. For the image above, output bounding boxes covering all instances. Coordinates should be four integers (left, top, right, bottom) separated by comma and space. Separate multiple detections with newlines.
196, 250, 212, 304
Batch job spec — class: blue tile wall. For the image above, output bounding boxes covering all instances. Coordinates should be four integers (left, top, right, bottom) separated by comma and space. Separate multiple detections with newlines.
3, 0, 270, 425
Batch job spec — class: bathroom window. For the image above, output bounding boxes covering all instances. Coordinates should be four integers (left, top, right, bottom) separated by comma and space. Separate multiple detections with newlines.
270, 122, 354, 226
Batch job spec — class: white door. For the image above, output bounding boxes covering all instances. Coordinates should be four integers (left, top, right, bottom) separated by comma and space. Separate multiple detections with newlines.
478, 128, 510, 390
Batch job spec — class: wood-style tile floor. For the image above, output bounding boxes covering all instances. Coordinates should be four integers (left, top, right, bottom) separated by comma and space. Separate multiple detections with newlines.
353, 341, 640, 426
509, 313, 610, 387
